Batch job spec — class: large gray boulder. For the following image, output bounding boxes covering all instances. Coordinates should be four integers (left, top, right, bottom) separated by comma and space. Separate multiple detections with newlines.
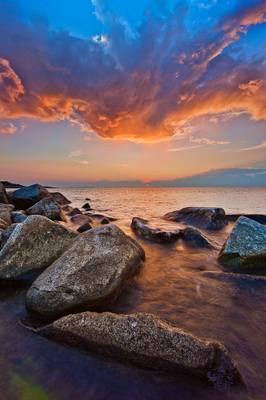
164, 207, 227, 230
10, 184, 50, 209
131, 217, 181, 243
26, 197, 65, 221
0, 183, 9, 204
26, 224, 145, 318
218, 216, 266, 273
0, 215, 77, 279
37, 311, 242, 389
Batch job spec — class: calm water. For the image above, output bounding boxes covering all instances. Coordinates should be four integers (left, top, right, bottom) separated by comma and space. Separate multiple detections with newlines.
1, 187, 266, 400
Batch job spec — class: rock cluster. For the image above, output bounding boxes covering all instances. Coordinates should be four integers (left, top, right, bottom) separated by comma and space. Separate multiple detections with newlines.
0, 187, 246, 388
131, 217, 214, 248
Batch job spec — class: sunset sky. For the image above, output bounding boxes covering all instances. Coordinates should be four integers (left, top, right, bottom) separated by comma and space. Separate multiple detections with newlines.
0, 0, 266, 185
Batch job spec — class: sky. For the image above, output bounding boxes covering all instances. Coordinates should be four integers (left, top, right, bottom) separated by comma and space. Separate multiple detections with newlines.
0, 0, 266, 185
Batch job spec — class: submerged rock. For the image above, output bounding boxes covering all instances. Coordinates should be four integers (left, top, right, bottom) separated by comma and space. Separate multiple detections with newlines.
68, 208, 82, 217
0, 215, 77, 280
70, 214, 92, 225
37, 311, 242, 388
101, 217, 110, 225
131, 217, 213, 248
85, 212, 117, 222
82, 202, 91, 211
26, 224, 145, 317
50, 192, 71, 206
181, 227, 214, 249
164, 207, 227, 230
218, 216, 266, 273
131, 217, 181, 243
10, 184, 50, 209
0, 183, 9, 204
77, 222, 92, 233
26, 197, 65, 221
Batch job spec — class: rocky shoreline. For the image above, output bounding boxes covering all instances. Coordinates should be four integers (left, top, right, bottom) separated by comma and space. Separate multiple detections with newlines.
1, 182, 266, 391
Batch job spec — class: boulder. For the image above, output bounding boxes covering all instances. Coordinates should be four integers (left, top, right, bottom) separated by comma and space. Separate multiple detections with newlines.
218, 216, 266, 273
26, 224, 145, 317
10, 184, 50, 209
131, 217, 181, 243
0, 215, 77, 280
11, 211, 27, 223
37, 311, 242, 388
26, 198, 65, 221
164, 207, 227, 230
70, 214, 92, 225
82, 202, 91, 211
181, 227, 214, 249
49, 192, 71, 206
0, 203, 14, 212
0, 183, 9, 204
77, 222, 92, 233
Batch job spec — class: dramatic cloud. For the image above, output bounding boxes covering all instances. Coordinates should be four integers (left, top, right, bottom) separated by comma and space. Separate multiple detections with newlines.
0, 121, 18, 134
0, 0, 265, 141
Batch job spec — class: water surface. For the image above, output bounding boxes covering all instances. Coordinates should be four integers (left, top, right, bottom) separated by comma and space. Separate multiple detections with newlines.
1, 187, 266, 400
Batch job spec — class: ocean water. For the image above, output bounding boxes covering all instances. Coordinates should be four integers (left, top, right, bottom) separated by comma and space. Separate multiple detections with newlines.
1, 187, 266, 400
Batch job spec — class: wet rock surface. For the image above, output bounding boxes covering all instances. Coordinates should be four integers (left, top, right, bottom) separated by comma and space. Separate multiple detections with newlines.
10, 184, 50, 209
131, 217, 181, 243
37, 311, 242, 389
26, 224, 145, 318
0, 215, 77, 279
181, 227, 214, 249
131, 217, 213, 248
77, 222, 93, 233
218, 216, 266, 273
164, 207, 227, 230
82, 202, 91, 211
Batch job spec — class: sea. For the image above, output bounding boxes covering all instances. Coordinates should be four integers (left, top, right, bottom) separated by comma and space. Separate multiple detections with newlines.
1, 187, 266, 400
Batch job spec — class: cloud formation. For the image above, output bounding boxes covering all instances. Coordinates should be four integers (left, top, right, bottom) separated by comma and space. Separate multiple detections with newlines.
0, 121, 18, 134
0, 0, 265, 142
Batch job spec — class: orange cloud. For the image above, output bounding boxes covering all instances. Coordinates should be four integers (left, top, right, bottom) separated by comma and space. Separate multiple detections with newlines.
0, 1, 265, 142
0, 121, 18, 134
